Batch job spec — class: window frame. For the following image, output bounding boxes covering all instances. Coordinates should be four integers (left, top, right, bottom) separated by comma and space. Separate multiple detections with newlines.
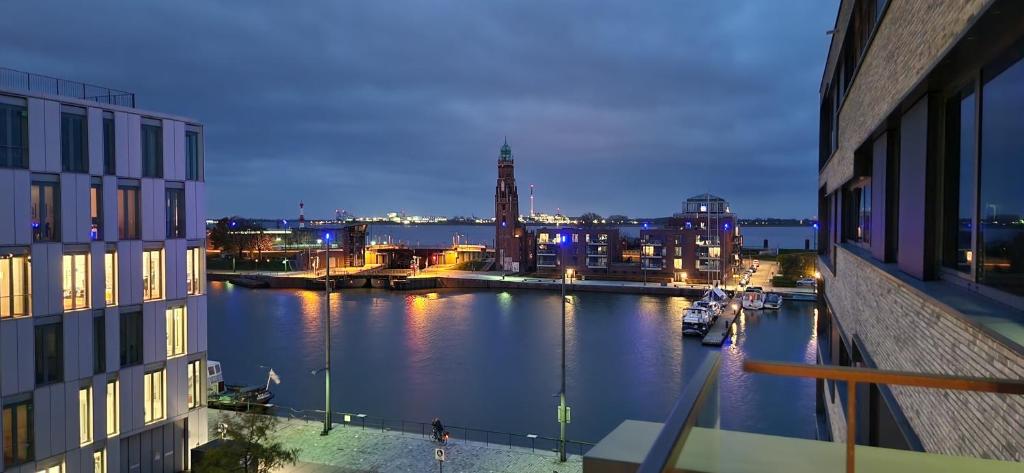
104, 249, 117, 306
165, 306, 186, 359
165, 185, 185, 239
79, 384, 93, 446
61, 106, 88, 173
116, 181, 140, 240
185, 126, 203, 181
119, 310, 142, 367
34, 321, 63, 385
31, 176, 61, 242
142, 248, 164, 301
102, 112, 115, 175
143, 368, 166, 424
62, 252, 91, 312
0, 251, 31, 319
186, 246, 203, 295
2, 398, 33, 467
105, 378, 119, 437
141, 119, 163, 178
90, 178, 103, 241
0, 98, 28, 169
187, 359, 202, 410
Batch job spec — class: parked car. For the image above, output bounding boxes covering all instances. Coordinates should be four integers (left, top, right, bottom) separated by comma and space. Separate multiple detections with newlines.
796, 277, 817, 287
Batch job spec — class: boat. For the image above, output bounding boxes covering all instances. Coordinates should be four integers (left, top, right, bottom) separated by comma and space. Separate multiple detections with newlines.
741, 286, 765, 310
207, 361, 276, 411
683, 305, 715, 336
763, 292, 783, 310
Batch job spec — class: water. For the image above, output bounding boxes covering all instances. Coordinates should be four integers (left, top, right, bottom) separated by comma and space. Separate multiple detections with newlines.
366, 223, 815, 249
208, 283, 819, 443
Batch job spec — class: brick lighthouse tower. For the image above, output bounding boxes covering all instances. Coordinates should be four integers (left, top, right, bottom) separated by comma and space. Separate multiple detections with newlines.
494, 138, 532, 271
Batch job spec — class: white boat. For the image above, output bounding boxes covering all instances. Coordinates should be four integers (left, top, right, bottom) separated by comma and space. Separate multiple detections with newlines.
763, 292, 783, 310
741, 286, 765, 310
683, 306, 715, 336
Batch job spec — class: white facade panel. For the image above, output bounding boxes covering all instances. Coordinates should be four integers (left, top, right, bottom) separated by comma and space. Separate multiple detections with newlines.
125, 113, 141, 178
184, 181, 197, 240
196, 295, 207, 353
13, 170, 31, 245
93, 374, 107, 440
29, 243, 50, 316
105, 307, 119, 374
46, 243, 62, 317
42, 101, 61, 173
161, 120, 177, 181
33, 386, 51, 460
130, 241, 143, 305
27, 98, 46, 172
0, 169, 13, 244
114, 112, 129, 177
0, 320, 19, 396
62, 311, 80, 382
78, 307, 94, 378
59, 173, 78, 243
49, 383, 67, 456
90, 242, 105, 310
165, 241, 182, 301
76, 173, 91, 243
63, 381, 77, 457
102, 175, 118, 243
173, 121, 185, 181
16, 318, 33, 392
87, 107, 104, 175
143, 300, 166, 365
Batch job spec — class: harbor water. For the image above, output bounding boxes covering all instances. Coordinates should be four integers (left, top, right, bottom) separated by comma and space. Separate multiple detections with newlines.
207, 283, 819, 444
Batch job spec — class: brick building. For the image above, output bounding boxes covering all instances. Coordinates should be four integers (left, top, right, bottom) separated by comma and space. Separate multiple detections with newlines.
535, 227, 621, 277
817, 0, 1023, 460
493, 139, 533, 272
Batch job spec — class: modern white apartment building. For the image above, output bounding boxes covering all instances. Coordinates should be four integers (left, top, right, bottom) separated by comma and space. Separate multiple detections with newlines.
0, 70, 207, 473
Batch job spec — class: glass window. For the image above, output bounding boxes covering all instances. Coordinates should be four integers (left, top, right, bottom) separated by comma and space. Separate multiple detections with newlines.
187, 360, 201, 409
79, 385, 92, 446
93, 312, 105, 374
37, 463, 64, 473
944, 91, 976, 273
0, 101, 28, 168
119, 310, 142, 367
674, 258, 683, 270
0, 253, 31, 318
143, 249, 163, 301
103, 115, 115, 175
2, 400, 33, 467
165, 188, 185, 239
31, 179, 60, 242
34, 322, 62, 385
978, 55, 1024, 296
105, 379, 118, 437
143, 369, 165, 424
63, 253, 90, 311
93, 450, 105, 473
90, 181, 102, 241
117, 185, 139, 240
166, 306, 186, 358
104, 251, 116, 306
141, 122, 162, 178
61, 111, 88, 173
186, 129, 201, 180
186, 247, 202, 295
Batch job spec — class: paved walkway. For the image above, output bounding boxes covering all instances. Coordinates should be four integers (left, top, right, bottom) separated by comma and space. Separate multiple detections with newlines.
209, 411, 583, 473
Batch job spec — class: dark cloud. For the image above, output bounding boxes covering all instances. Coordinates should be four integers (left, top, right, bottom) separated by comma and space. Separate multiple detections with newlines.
1, 0, 837, 219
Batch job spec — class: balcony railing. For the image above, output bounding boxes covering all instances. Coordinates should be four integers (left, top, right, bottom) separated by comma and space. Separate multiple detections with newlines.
633, 355, 1024, 473
0, 67, 136, 107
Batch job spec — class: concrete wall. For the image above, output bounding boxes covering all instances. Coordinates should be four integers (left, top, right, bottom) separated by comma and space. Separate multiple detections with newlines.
821, 246, 1024, 460
0, 86, 207, 472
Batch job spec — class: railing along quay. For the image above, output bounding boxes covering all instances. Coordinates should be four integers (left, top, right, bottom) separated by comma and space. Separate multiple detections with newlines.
0, 66, 136, 107
215, 404, 597, 456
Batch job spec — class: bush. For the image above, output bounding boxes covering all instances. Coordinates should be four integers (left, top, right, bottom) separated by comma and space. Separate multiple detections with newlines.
771, 276, 798, 288
777, 252, 816, 280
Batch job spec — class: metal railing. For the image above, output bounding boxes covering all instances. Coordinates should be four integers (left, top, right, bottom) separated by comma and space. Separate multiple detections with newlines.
0, 67, 135, 107
221, 404, 597, 457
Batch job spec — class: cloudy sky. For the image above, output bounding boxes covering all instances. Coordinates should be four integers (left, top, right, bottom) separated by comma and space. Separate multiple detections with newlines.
2, 1, 837, 219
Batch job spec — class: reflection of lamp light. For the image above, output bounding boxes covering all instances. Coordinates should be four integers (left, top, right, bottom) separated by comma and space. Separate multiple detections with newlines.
966, 250, 973, 263
814, 271, 821, 279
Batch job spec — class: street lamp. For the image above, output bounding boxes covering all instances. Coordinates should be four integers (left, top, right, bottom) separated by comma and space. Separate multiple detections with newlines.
558, 268, 572, 462
322, 233, 332, 436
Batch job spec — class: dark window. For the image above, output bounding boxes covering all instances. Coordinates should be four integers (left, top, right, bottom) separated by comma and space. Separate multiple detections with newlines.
165, 187, 185, 239
141, 122, 162, 177
943, 90, 975, 273
91, 179, 103, 241
978, 54, 1024, 296
186, 129, 201, 180
93, 311, 106, 374
31, 179, 60, 242
117, 184, 140, 240
103, 115, 115, 174
0, 102, 28, 168
61, 111, 88, 172
120, 310, 142, 367
2, 399, 33, 467
34, 322, 63, 385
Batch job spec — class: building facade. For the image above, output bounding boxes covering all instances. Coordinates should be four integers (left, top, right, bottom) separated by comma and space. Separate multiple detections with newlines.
0, 77, 208, 472
493, 140, 533, 272
535, 228, 621, 277
817, 0, 1023, 460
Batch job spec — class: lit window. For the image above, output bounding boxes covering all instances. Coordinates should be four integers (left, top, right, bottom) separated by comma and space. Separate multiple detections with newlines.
31, 178, 60, 242
674, 258, 683, 270
2, 399, 32, 467
166, 306, 186, 358
0, 253, 31, 318
104, 251, 116, 306
143, 369, 166, 424
187, 360, 202, 409
79, 385, 93, 446
63, 253, 90, 311
186, 247, 202, 295
90, 180, 102, 240
105, 379, 119, 437
36, 462, 64, 473
117, 184, 139, 240
143, 249, 163, 301
93, 450, 106, 473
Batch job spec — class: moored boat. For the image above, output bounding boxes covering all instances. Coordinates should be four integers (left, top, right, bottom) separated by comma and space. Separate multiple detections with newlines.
763, 292, 783, 310
207, 361, 277, 411
741, 286, 765, 310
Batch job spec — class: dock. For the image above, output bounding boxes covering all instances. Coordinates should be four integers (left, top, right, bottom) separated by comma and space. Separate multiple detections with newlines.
701, 298, 740, 346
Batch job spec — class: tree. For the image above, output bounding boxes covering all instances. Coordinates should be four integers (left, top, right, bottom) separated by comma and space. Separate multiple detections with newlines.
208, 218, 271, 259
197, 411, 299, 473
579, 212, 603, 225
607, 214, 630, 224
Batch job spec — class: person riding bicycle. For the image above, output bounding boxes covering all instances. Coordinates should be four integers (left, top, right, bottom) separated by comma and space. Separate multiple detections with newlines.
431, 417, 445, 436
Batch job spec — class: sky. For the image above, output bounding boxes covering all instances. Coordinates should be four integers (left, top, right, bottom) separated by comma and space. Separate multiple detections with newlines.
2, 0, 838, 219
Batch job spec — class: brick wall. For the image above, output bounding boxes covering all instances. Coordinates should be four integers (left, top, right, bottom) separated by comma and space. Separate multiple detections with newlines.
822, 246, 1024, 460
820, 0, 990, 193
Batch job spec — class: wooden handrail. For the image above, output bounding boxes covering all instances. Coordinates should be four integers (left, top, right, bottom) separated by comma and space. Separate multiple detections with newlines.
743, 360, 1024, 394
744, 359, 1024, 473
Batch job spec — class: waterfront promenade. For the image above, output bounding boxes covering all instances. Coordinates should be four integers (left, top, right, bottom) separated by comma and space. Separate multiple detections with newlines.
208, 410, 582, 473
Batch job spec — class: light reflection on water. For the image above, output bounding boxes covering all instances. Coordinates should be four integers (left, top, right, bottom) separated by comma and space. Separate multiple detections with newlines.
207, 282, 818, 442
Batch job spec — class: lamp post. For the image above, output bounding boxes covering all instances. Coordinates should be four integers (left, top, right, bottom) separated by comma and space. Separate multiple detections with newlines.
558, 268, 570, 462
322, 233, 332, 436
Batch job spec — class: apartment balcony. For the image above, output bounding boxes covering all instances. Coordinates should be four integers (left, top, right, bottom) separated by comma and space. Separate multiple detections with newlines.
641, 239, 664, 246
583, 354, 1024, 473
537, 255, 558, 268
587, 256, 609, 269
536, 244, 558, 256
641, 257, 663, 270
586, 246, 608, 256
